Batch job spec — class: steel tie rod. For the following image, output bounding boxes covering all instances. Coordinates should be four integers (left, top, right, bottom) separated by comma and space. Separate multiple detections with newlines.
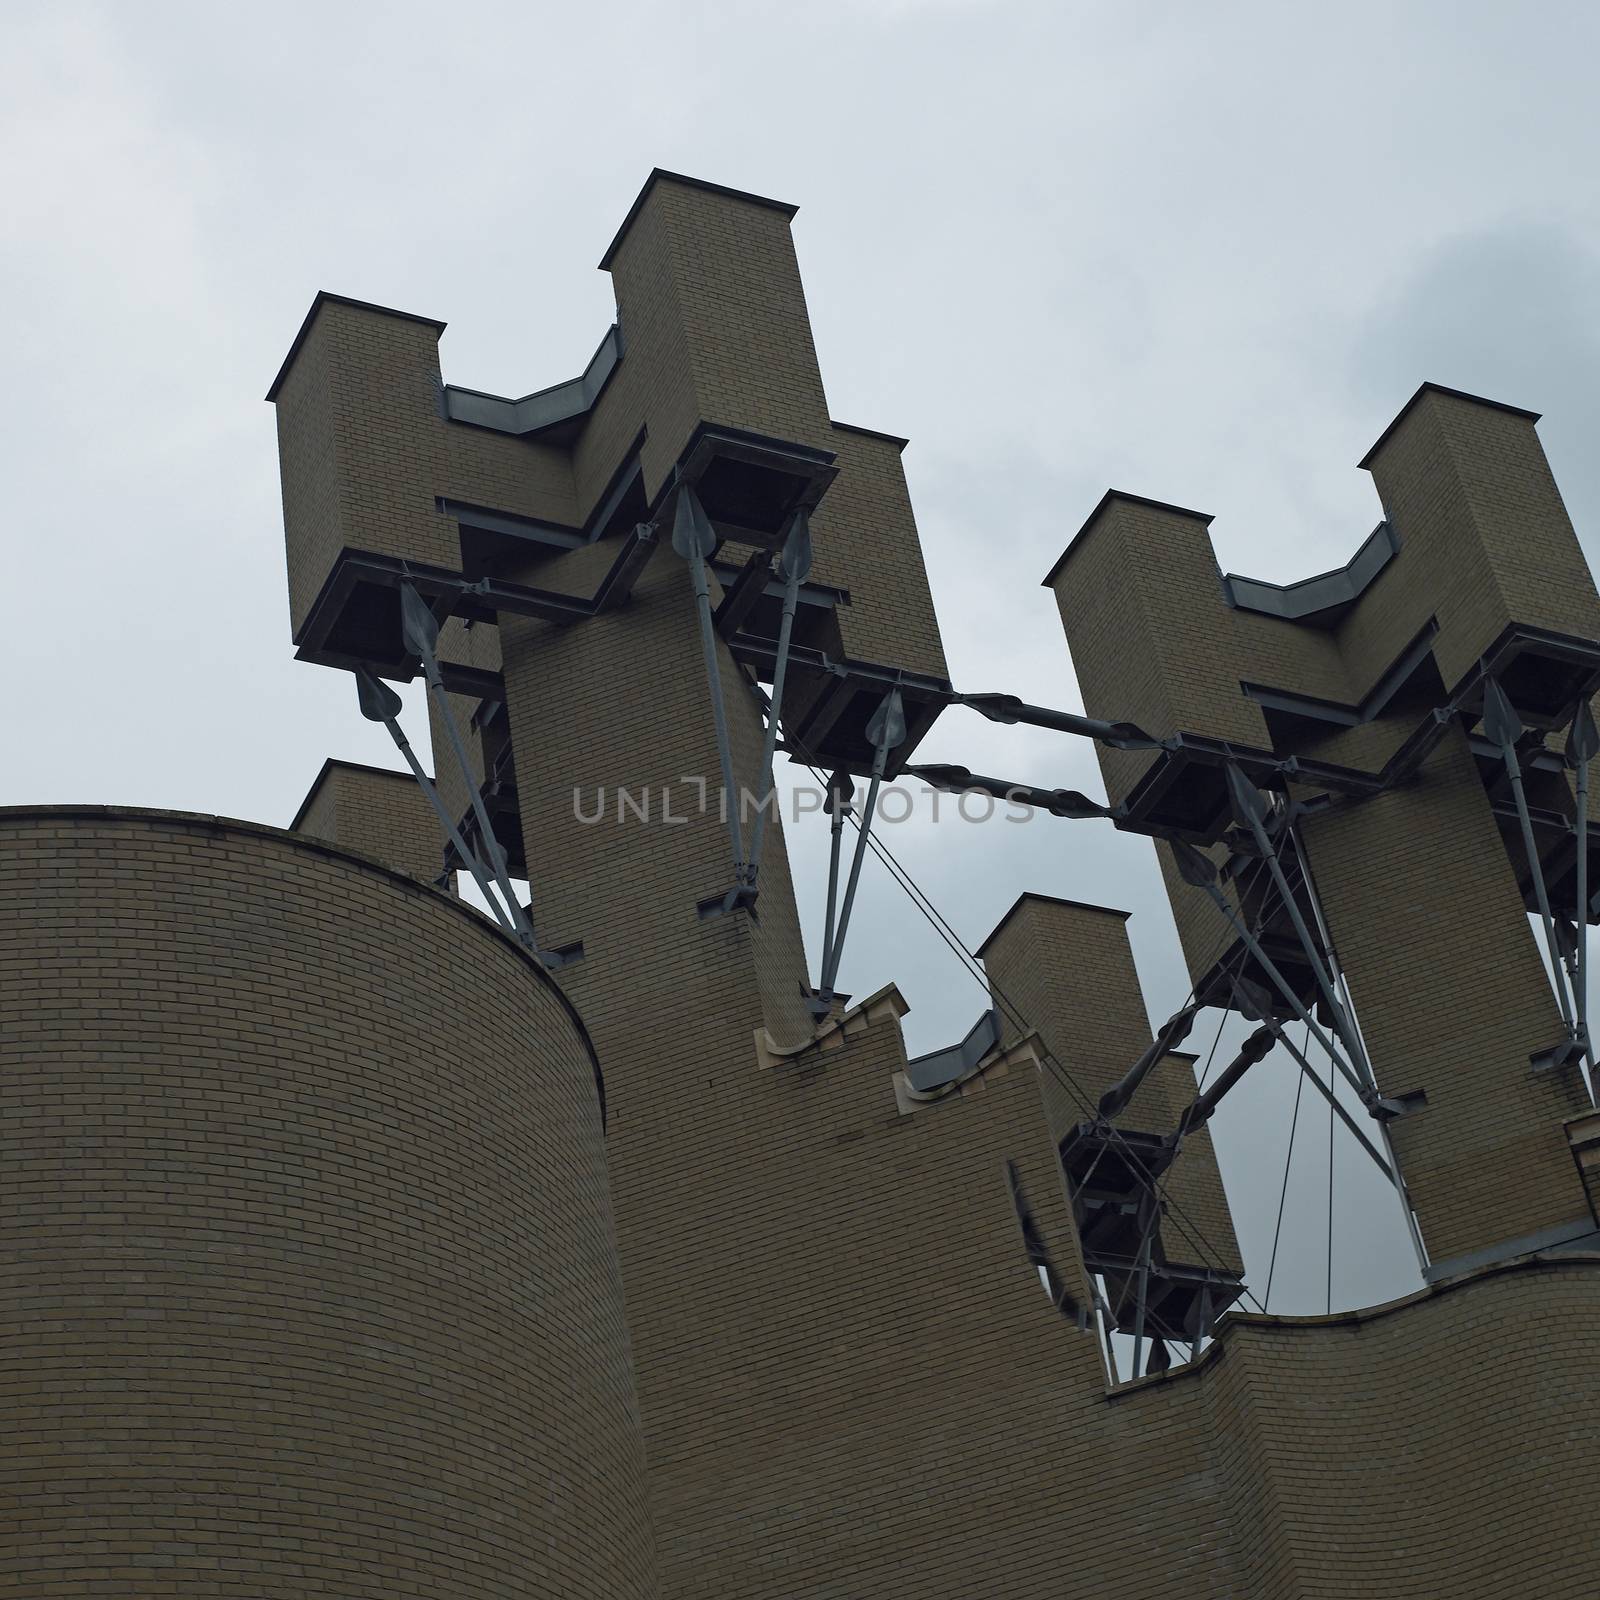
400, 584, 538, 953
818, 688, 906, 996
1567, 699, 1600, 1095
1172, 841, 1371, 1110
1225, 764, 1377, 1089
1485, 678, 1577, 1035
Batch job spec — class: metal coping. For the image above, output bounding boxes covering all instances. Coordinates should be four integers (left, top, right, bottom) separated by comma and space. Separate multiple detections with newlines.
289, 757, 424, 834
1042, 490, 1214, 588
599, 168, 800, 270
1223, 521, 1398, 624
265, 291, 446, 402
443, 324, 623, 438
905, 1007, 1002, 1092
976, 890, 1133, 959
830, 419, 910, 452
1358, 380, 1541, 469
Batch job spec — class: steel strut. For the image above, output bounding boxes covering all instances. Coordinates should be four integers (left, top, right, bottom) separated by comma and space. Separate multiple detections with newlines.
1171, 841, 1371, 1110
400, 584, 538, 953
746, 511, 813, 892
672, 486, 747, 894
1568, 699, 1600, 1096
1485, 679, 1576, 1039
1225, 766, 1379, 1089
352, 667, 518, 938
818, 688, 906, 996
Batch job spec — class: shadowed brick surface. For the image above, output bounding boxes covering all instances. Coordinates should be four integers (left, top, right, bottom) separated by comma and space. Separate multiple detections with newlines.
0, 809, 657, 1599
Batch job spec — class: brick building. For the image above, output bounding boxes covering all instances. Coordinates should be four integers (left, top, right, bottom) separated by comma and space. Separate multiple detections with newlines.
3, 169, 1598, 1595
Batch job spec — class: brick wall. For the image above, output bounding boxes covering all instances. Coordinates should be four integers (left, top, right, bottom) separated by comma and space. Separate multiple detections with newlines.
0, 808, 657, 1599
291, 758, 446, 885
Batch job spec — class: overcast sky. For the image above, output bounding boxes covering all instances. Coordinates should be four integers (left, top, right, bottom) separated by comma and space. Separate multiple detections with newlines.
5, 0, 1598, 1318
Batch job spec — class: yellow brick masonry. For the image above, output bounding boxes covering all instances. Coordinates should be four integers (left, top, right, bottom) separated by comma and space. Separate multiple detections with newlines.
270, 177, 947, 683
526, 952, 1600, 1599
0, 808, 658, 1599
291, 758, 445, 885
1355, 389, 1600, 690
6, 802, 1599, 1600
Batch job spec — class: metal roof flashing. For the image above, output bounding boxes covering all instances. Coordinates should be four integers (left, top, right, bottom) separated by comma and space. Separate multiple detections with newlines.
1222, 520, 1399, 627
265, 291, 446, 402
599, 169, 800, 271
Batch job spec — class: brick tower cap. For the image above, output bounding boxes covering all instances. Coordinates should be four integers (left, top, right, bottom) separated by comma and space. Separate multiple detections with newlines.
1042, 489, 1214, 587
1357, 381, 1541, 470
976, 890, 1132, 959
265, 291, 446, 401
599, 169, 801, 270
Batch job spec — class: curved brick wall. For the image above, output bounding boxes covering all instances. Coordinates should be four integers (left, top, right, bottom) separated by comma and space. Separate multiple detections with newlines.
0, 808, 657, 1599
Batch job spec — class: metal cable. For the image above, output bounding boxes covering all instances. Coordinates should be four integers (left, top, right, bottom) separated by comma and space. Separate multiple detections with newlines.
1191, 990, 1233, 1096
1263, 1023, 1309, 1311
786, 746, 1272, 1311
1327, 1035, 1336, 1316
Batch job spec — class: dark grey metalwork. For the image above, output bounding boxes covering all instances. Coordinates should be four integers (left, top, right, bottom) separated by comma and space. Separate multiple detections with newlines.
1484, 677, 1576, 1038
746, 511, 813, 888
1225, 764, 1376, 1090
818, 689, 905, 995
400, 583, 538, 953
1006, 1159, 1090, 1332
961, 692, 1160, 750
1130, 1225, 1154, 1380
1168, 1023, 1276, 1143
1097, 1002, 1201, 1120
673, 485, 746, 887
819, 768, 857, 1017
1288, 828, 1432, 1272
442, 324, 622, 437
1241, 619, 1437, 728
1190, 1285, 1211, 1363
1222, 519, 1398, 623
1421, 1213, 1600, 1284
1098, 1292, 1122, 1385
904, 763, 1112, 819
1259, 1014, 1395, 1183
1172, 839, 1425, 1267
1171, 841, 1371, 1109
1568, 699, 1599, 1095
907, 1009, 1003, 1093
352, 667, 516, 938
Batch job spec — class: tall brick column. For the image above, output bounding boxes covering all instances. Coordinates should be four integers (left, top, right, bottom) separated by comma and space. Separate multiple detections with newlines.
1046, 384, 1600, 1271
